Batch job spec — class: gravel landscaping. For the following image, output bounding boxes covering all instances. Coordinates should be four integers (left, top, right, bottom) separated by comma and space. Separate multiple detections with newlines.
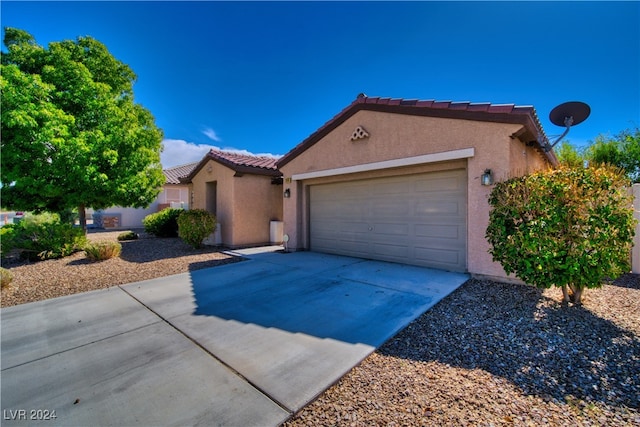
1, 231, 638, 426
0, 229, 241, 307
285, 276, 640, 427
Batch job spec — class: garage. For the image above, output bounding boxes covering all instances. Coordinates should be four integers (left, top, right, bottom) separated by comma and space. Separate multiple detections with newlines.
309, 169, 467, 271
278, 95, 557, 279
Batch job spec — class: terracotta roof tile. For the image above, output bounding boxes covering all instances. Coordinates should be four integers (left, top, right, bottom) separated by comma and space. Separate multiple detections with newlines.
487, 104, 516, 114
449, 101, 471, 110
163, 162, 199, 184
207, 149, 280, 171
277, 94, 555, 168
432, 101, 452, 109
182, 149, 282, 183
467, 103, 491, 112
416, 100, 434, 108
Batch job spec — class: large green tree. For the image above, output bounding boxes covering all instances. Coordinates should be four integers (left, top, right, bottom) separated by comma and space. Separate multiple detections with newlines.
586, 128, 640, 183
556, 128, 640, 183
1, 28, 165, 230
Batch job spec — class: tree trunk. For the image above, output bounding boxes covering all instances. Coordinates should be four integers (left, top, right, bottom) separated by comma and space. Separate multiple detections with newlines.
561, 285, 571, 303
78, 204, 87, 234
565, 283, 584, 305
571, 286, 584, 305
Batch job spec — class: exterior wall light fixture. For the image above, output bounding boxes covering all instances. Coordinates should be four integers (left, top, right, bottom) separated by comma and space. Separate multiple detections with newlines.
284, 188, 291, 198
481, 169, 494, 186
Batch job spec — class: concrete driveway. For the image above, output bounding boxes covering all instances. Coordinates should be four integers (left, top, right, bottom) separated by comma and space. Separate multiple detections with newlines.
1, 248, 468, 426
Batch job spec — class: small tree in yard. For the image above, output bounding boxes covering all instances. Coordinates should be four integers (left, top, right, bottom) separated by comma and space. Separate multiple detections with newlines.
486, 166, 636, 305
177, 210, 216, 249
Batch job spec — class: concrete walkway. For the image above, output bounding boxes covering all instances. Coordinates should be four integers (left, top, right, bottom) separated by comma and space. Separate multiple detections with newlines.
1, 248, 468, 426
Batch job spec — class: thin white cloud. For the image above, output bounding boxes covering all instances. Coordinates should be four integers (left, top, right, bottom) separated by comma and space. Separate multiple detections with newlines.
160, 139, 283, 169
161, 139, 218, 168
202, 127, 222, 142
216, 148, 283, 159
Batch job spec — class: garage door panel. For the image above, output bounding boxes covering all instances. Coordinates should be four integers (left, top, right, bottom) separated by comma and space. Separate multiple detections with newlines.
414, 199, 463, 216
335, 240, 370, 256
373, 180, 414, 195
415, 171, 465, 191
372, 199, 411, 217
371, 223, 410, 236
415, 246, 461, 267
414, 224, 461, 239
310, 169, 467, 271
341, 201, 370, 217
340, 221, 370, 233
372, 243, 409, 259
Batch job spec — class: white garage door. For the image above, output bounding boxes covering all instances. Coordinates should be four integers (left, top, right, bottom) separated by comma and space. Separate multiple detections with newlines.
310, 169, 467, 271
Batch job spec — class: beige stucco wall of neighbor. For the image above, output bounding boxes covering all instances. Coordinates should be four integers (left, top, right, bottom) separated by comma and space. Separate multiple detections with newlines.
190, 159, 283, 247
633, 184, 640, 274
280, 110, 551, 278
98, 184, 191, 229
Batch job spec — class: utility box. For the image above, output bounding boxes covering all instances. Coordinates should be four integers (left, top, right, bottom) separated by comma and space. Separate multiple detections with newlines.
270, 221, 284, 245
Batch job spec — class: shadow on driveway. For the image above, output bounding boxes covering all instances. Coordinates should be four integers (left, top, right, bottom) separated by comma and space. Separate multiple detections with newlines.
186, 252, 466, 347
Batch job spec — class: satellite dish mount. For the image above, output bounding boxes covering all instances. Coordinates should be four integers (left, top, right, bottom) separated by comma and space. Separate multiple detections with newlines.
544, 101, 590, 152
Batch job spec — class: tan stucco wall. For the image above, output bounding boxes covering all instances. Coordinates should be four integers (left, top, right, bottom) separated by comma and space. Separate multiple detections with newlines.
280, 110, 551, 278
190, 160, 236, 245
190, 159, 283, 247
232, 174, 283, 246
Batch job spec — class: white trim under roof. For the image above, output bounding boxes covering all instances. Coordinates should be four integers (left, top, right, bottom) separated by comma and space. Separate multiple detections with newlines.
291, 147, 475, 181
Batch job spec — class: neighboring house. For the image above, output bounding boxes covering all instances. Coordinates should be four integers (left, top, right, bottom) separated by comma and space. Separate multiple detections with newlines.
158, 162, 197, 211
277, 95, 557, 280
182, 149, 283, 248
93, 162, 197, 229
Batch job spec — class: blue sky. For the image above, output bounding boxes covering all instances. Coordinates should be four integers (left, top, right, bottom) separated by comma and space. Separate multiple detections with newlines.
2, 1, 639, 168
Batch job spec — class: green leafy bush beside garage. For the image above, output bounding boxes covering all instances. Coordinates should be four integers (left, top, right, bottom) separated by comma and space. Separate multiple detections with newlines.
486, 166, 636, 305
177, 209, 216, 249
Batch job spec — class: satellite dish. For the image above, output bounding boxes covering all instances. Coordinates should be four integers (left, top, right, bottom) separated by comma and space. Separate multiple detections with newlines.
549, 102, 590, 127
544, 101, 590, 151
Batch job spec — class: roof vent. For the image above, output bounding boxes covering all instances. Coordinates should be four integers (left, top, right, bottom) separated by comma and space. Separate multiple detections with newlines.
350, 126, 370, 142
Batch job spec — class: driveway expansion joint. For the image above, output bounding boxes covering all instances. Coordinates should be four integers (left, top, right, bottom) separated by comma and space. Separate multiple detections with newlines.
117, 283, 295, 415
0, 321, 163, 372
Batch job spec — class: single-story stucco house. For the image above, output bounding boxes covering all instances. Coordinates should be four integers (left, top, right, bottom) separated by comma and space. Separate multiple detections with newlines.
91, 162, 197, 229
276, 94, 558, 280
182, 149, 283, 248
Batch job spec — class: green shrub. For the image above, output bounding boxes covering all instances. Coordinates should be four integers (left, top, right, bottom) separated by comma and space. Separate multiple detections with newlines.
486, 165, 636, 305
142, 208, 183, 237
117, 231, 139, 241
1, 267, 13, 288
84, 241, 122, 261
177, 209, 216, 249
1, 213, 87, 261
1, 224, 19, 256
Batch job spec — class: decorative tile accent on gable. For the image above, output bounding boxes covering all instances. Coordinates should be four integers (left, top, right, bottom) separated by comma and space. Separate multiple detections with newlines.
350, 126, 370, 142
